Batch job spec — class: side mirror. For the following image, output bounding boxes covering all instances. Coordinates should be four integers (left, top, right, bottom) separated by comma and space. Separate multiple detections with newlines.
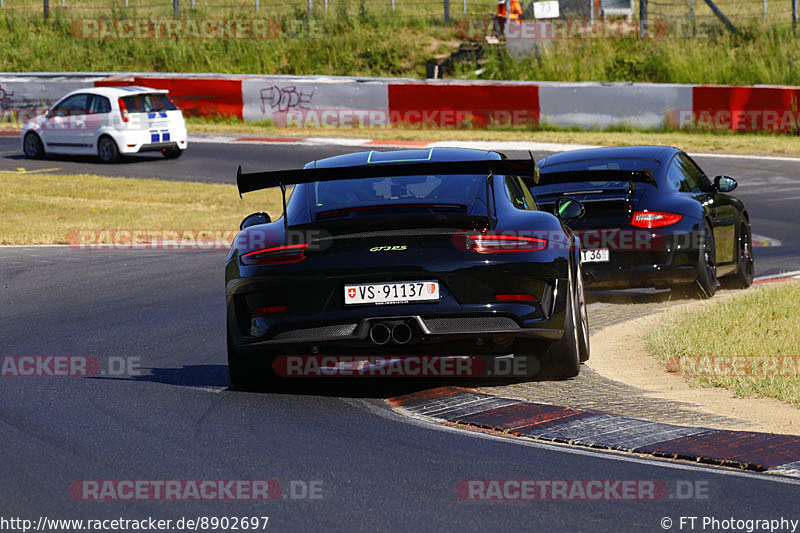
714, 175, 737, 193
555, 197, 585, 221
240, 212, 271, 230
44, 109, 53, 119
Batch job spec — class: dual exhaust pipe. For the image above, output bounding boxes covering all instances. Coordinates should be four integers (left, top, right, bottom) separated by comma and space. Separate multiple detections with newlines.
369, 322, 413, 345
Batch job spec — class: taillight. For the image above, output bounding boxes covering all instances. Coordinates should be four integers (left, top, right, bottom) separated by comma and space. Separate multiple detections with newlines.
117, 98, 129, 123
631, 211, 683, 228
496, 294, 537, 302
240, 244, 308, 266
470, 234, 547, 253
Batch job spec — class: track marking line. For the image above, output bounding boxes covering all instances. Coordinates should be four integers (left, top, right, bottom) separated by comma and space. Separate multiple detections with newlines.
185, 134, 800, 162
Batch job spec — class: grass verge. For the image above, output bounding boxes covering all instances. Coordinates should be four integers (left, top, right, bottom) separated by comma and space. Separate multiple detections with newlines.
646, 282, 800, 406
0, 170, 282, 244
2, 10, 800, 84
186, 117, 800, 157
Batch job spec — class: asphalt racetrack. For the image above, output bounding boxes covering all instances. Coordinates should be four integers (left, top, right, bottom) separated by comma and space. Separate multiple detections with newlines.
1, 137, 799, 531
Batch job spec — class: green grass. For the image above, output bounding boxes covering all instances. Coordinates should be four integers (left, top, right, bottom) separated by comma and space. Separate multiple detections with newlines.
3, 4, 800, 85
455, 19, 800, 85
0, 170, 282, 244
646, 282, 800, 406
0, 11, 459, 77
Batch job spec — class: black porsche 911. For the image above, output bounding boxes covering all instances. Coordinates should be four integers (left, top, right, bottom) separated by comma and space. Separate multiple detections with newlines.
533, 146, 754, 298
226, 148, 591, 388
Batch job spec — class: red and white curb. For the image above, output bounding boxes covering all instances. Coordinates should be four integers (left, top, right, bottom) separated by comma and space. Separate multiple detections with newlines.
388, 387, 800, 478
754, 270, 800, 284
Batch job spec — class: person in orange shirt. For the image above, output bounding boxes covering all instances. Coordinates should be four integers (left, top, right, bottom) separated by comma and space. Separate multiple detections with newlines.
508, 0, 523, 22
495, 0, 523, 37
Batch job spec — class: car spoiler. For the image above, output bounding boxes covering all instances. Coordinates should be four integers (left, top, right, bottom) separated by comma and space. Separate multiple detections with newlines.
525, 169, 657, 189
236, 158, 539, 197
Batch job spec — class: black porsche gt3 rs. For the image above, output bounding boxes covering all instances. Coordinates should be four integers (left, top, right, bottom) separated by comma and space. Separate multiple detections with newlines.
533, 146, 754, 298
225, 148, 590, 388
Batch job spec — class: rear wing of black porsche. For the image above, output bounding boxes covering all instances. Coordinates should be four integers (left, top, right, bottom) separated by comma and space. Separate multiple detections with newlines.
236, 162, 656, 197
236, 159, 539, 197
525, 169, 658, 190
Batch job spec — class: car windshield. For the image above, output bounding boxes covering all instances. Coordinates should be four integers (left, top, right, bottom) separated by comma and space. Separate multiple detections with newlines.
535, 158, 658, 194
311, 174, 484, 213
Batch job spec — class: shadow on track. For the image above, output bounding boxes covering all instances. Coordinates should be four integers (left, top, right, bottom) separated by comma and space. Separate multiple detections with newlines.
5, 153, 164, 165
586, 288, 676, 305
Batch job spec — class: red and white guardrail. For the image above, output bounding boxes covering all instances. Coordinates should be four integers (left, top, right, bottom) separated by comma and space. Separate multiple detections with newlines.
1, 73, 800, 132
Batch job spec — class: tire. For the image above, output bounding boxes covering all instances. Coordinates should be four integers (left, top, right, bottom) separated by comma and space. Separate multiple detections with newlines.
575, 259, 591, 363
162, 148, 183, 159
721, 221, 754, 290
23, 132, 45, 159
682, 219, 718, 299
227, 325, 278, 391
97, 135, 120, 163
538, 269, 582, 379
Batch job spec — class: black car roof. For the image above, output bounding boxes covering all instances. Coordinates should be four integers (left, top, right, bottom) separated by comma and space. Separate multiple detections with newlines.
309, 147, 502, 169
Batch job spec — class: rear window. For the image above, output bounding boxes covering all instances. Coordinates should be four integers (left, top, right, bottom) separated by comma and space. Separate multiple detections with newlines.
121, 93, 177, 113
311, 174, 483, 212
535, 158, 658, 195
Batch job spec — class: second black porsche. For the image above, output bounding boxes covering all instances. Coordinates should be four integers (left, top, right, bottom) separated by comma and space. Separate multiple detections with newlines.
533, 146, 754, 298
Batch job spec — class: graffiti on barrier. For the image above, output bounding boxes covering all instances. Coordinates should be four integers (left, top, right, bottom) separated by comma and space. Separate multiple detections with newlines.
260, 85, 314, 114
0, 84, 15, 111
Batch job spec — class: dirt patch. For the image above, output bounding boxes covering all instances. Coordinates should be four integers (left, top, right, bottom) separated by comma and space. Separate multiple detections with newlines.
588, 294, 800, 435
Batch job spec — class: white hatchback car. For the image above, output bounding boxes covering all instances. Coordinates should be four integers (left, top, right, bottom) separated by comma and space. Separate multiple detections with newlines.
21, 86, 188, 163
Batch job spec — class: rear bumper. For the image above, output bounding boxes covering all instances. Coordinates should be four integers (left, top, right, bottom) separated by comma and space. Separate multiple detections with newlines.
581, 227, 701, 289
583, 263, 698, 289
235, 313, 565, 356
114, 127, 187, 154
136, 141, 181, 153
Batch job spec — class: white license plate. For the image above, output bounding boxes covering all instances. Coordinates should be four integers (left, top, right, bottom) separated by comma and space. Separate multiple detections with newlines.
344, 281, 439, 305
580, 249, 610, 263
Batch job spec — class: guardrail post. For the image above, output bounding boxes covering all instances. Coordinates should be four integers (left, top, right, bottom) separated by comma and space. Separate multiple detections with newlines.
43, 0, 49, 19
794, 0, 798, 35
443, 0, 450, 21
173, 0, 179, 16
308, 0, 313, 16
